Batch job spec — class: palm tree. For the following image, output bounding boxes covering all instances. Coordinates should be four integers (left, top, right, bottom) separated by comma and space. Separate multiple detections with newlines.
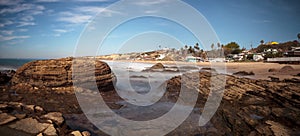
298, 33, 300, 41
211, 43, 215, 50
217, 43, 221, 49
194, 43, 200, 50
260, 40, 264, 45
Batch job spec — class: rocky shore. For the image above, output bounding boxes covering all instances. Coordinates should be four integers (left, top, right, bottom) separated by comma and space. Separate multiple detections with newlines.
0, 58, 299, 135
165, 71, 300, 135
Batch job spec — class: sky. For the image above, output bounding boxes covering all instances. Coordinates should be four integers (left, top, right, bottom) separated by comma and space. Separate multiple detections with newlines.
0, 0, 299, 58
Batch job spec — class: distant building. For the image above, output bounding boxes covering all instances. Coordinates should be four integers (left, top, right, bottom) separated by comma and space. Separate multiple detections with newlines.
286, 47, 300, 57
186, 56, 202, 62
264, 48, 278, 54
253, 54, 264, 61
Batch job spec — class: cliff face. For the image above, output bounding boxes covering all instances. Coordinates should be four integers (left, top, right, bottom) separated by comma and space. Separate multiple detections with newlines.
166, 72, 300, 136
11, 57, 115, 92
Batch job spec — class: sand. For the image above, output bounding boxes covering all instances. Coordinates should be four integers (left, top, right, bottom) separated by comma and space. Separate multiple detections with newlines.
106, 60, 300, 80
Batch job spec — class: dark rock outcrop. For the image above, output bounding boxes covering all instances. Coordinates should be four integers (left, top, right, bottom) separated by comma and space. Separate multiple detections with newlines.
279, 66, 294, 72
143, 63, 179, 72
0, 70, 15, 85
165, 71, 300, 135
233, 71, 255, 76
10, 57, 115, 92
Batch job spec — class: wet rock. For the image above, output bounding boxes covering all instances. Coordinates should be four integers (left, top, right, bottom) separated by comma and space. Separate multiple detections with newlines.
268, 76, 280, 82
283, 78, 300, 83
71, 130, 82, 136
143, 63, 179, 72
200, 67, 217, 73
0, 113, 17, 125
41, 112, 64, 126
165, 72, 300, 135
0, 70, 15, 85
11, 57, 116, 92
233, 71, 255, 76
279, 65, 294, 72
150, 63, 165, 69
268, 68, 277, 72
130, 75, 147, 79
9, 118, 50, 134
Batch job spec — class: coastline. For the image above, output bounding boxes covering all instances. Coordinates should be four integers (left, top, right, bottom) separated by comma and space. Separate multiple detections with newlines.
102, 59, 300, 80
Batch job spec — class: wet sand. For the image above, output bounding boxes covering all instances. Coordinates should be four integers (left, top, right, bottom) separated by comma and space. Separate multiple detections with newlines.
107, 60, 300, 80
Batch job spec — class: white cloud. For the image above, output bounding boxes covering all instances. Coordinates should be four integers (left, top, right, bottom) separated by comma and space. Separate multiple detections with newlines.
20, 15, 34, 22
0, 3, 45, 14
73, 0, 112, 2
1, 30, 14, 35
0, 20, 14, 27
35, 0, 60, 2
0, 0, 22, 6
77, 6, 122, 17
0, 35, 30, 41
133, 0, 169, 6
57, 11, 92, 24
18, 28, 28, 32
17, 22, 36, 27
54, 29, 68, 33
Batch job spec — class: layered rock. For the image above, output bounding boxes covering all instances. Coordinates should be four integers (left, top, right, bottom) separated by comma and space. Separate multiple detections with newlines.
0, 102, 91, 136
10, 57, 115, 92
165, 71, 300, 135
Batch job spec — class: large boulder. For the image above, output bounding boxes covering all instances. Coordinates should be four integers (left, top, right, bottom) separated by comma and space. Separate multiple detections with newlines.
10, 57, 116, 91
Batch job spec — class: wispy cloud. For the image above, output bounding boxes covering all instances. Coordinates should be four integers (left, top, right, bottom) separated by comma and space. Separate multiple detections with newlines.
0, 35, 30, 41
0, 0, 22, 6
252, 19, 272, 23
1, 30, 14, 35
17, 22, 36, 27
54, 29, 68, 33
73, 0, 112, 2
77, 6, 122, 17
35, 0, 60, 2
18, 28, 28, 32
133, 0, 169, 6
57, 11, 92, 24
0, 20, 14, 27
20, 15, 34, 22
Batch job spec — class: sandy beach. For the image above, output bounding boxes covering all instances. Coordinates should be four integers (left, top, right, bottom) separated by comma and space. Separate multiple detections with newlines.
104, 60, 300, 80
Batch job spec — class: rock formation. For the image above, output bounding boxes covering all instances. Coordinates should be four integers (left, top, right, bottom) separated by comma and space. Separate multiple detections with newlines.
0, 102, 91, 136
165, 71, 300, 135
10, 57, 116, 92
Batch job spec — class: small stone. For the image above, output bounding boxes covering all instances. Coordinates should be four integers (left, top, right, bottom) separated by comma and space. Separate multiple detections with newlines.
36, 133, 43, 136
9, 117, 50, 134
41, 112, 64, 126
0, 104, 8, 109
82, 131, 91, 136
35, 106, 44, 113
24, 105, 35, 112
43, 124, 57, 136
14, 113, 26, 119
0, 113, 17, 125
71, 131, 82, 136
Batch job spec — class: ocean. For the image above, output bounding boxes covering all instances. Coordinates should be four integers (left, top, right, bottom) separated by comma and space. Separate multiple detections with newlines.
0, 59, 37, 71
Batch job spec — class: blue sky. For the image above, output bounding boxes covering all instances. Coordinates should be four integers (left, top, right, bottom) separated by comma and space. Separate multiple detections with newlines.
0, 0, 299, 58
